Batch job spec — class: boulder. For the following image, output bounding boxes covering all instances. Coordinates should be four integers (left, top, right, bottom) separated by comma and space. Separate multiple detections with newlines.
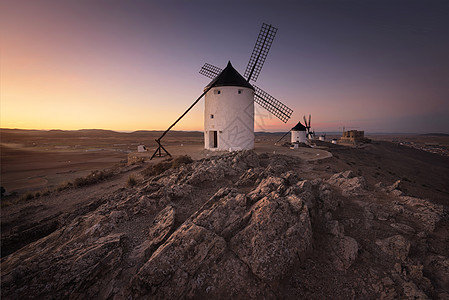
376, 235, 410, 261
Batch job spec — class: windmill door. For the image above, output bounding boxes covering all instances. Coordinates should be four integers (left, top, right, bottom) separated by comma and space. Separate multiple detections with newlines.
209, 131, 218, 148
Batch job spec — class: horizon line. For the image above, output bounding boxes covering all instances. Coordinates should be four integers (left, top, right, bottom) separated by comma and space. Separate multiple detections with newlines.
1, 127, 448, 135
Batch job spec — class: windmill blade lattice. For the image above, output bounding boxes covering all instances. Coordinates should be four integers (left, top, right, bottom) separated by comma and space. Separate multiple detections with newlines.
254, 85, 292, 123
199, 63, 222, 79
244, 23, 278, 82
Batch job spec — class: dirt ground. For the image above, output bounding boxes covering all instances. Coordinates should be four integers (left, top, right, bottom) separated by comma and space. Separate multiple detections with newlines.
1, 129, 331, 196
2, 129, 448, 197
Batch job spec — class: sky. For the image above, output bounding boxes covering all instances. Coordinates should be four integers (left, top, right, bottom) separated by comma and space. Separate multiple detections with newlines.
1, 0, 448, 133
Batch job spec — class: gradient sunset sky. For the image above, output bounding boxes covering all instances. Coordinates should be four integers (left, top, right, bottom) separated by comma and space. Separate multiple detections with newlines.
1, 0, 448, 133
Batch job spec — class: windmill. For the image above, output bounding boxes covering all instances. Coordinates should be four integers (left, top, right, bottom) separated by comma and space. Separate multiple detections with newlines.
151, 23, 293, 159
303, 114, 315, 139
275, 121, 307, 145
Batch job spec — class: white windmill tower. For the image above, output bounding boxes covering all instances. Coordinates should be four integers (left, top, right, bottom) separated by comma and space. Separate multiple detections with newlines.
151, 23, 293, 159
291, 121, 307, 143
203, 61, 255, 151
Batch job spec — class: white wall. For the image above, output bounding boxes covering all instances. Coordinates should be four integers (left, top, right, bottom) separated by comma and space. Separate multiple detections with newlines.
204, 86, 254, 151
291, 130, 307, 143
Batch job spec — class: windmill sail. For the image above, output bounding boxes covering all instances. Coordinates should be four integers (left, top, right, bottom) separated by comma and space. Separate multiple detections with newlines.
244, 23, 278, 82
199, 63, 222, 79
253, 85, 292, 123
199, 63, 292, 123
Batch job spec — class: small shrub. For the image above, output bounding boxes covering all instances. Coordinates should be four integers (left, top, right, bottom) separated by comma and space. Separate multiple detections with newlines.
1, 200, 12, 207
171, 155, 193, 168
41, 189, 51, 196
73, 170, 113, 187
142, 161, 172, 177
23, 192, 35, 201
57, 181, 73, 191
127, 175, 138, 187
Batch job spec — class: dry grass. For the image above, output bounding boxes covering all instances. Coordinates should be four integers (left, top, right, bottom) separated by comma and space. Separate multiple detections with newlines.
57, 181, 73, 192
73, 170, 114, 187
142, 155, 193, 177
171, 155, 194, 167
3, 170, 116, 206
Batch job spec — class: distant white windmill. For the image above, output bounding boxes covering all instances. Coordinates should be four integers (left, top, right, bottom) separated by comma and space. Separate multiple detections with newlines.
291, 121, 307, 143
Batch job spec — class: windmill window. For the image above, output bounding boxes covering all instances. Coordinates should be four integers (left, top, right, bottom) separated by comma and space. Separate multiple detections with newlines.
210, 114, 214, 119
238, 90, 242, 94
214, 90, 221, 95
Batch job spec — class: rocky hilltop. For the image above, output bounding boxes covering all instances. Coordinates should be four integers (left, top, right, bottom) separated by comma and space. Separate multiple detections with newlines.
1, 150, 449, 299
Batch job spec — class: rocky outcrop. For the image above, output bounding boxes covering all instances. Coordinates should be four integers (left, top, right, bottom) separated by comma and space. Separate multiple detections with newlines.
1, 153, 447, 299
132, 174, 313, 298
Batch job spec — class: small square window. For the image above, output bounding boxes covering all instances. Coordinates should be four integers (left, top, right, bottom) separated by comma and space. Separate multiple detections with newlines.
214, 90, 221, 95
210, 114, 214, 119
238, 90, 242, 94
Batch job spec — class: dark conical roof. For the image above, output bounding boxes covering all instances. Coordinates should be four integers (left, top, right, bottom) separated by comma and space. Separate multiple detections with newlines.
205, 61, 254, 90
292, 121, 307, 131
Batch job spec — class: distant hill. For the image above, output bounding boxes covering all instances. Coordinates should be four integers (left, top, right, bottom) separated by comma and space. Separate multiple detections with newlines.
420, 133, 449, 137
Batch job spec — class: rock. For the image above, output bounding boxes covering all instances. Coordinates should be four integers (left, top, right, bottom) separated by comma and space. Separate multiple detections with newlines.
148, 205, 175, 243
332, 235, 359, 271
390, 189, 404, 197
372, 276, 397, 299
232, 149, 261, 169
264, 156, 289, 174
166, 183, 193, 199
235, 167, 264, 187
133, 223, 227, 299
386, 180, 404, 195
129, 205, 176, 265
393, 196, 444, 232
282, 170, 299, 186
109, 210, 129, 225
374, 182, 386, 190
1, 230, 127, 299
194, 193, 248, 239
390, 223, 415, 234
424, 255, 449, 291
247, 176, 286, 202
376, 235, 410, 261
230, 192, 312, 281
326, 220, 344, 237
318, 183, 339, 211
289, 180, 315, 209
401, 281, 429, 299
327, 171, 366, 196
185, 252, 275, 299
